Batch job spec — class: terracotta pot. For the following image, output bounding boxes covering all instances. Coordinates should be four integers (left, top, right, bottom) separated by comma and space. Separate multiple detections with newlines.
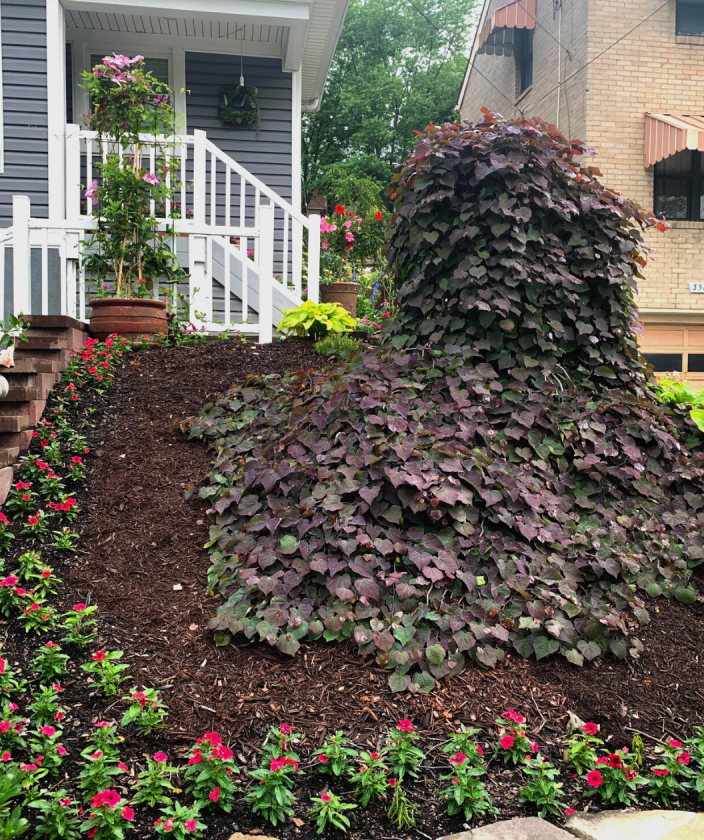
320, 281, 360, 317
88, 297, 168, 341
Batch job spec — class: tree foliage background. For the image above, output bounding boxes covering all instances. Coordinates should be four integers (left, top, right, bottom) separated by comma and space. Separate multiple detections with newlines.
302, 0, 478, 209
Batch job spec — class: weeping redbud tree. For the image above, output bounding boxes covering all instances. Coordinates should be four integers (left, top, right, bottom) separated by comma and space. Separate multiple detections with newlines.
188, 113, 704, 693
81, 56, 185, 297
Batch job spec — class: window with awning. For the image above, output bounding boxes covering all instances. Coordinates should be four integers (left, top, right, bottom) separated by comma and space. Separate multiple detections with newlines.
476, 0, 536, 57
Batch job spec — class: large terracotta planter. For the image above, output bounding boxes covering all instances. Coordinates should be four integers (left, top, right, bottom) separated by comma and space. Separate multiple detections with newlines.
320, 282, 360, 317
88, 297, 167, 341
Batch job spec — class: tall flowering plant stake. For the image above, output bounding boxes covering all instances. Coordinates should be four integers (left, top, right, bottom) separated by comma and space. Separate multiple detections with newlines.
183, 732, 239, 812
382, 719, 425, 781
80, 56, 185, 297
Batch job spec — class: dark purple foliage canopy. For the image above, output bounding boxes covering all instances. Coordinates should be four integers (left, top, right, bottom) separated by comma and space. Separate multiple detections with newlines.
187, 115, 704, 693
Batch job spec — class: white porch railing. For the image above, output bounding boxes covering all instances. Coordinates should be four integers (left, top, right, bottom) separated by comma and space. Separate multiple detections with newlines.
1, 126, 321, 343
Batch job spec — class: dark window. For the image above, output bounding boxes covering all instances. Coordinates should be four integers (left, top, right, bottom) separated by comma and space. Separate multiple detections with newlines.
654, 149, 704, 221
643, 353, 683, 372
677, 0, 704, 36
516, 28, 533, 94
66, 44, 73, 124
688, 354, 704, 372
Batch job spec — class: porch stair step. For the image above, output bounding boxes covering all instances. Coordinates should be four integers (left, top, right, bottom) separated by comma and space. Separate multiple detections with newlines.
0, 315, 89, 505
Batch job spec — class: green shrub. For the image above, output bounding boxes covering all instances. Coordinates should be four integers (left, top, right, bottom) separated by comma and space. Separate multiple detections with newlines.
278, 300, 356, 339
314, 334, 358, 357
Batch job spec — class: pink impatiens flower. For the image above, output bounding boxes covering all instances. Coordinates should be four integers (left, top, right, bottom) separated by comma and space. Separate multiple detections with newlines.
209, 787, 219, 802
321, 792, 332, 803
583, 722, 599, 735
121, 806, 134, 821
396, 719, 414, 732
39, 725, 56, 737
449, 752, 467, 765
153, 752, 168, 763
500, 735, 514, 750
586, 770, 603, 788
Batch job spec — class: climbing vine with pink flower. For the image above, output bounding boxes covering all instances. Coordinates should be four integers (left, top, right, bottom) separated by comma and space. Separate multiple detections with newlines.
80, 55, 186, 298
319, 204, 386, 283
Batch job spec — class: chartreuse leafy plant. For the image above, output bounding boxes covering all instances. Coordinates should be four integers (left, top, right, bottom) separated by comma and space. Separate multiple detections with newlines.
0, 765, 28, 840
188, 112, 704, 692
277, 300, 356, 338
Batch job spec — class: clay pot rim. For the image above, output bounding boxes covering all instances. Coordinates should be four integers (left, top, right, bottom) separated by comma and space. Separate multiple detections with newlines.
88, 297, 167, 309
322, 281, 360, 290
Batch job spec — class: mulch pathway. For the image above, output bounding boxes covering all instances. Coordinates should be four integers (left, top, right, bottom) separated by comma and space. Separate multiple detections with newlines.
5, 338, 704, 839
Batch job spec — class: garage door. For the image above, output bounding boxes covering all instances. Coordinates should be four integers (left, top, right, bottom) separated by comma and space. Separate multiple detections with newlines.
639, 323, 704, 387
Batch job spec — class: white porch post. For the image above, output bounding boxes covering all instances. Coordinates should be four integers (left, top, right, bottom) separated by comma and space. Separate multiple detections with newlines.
65, 125, 81, 221
189, 235, 210, 326
258, 203, 274, 344
46, 0, 67, 219
307, 213, 320, 304
291, 69, 303, 294
13, 196, 31, 316
193, 130, 207, 225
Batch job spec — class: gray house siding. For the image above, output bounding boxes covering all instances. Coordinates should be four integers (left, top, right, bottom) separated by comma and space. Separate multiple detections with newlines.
0, 0, 49, 227
185, 53, 293, 206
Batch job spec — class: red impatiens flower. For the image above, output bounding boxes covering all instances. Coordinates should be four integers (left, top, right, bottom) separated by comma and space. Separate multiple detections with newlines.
503, 708, 525, 725
279, 723, 292, 736
209, 787, 219, 802
334, 204, 345, 215
565, 808, 577, 816
608, 753, 622, 769
586, 770, 603, 788
184, 819, 197, 832
321, 792, 332, 803
153, 752, 168, 763
121, 806, 134, 821
73, 603, 87, 612
188, 749, 202, 766
397, 719, 414, 733
72, 456, 82, 464
319, 754, 329, 763
653, 768, 669, 777
678, 751, 691, 765
41, 570, 51, 579
625, 768, 638, 780
500, 735, 514, 750
28, 516, 39, 526
57, 745, 68, 756
449, 752, 467, 765
92, 650, 107, 662
118, 763, 129, 772
389, 778, 397, 787
476, 744, 484, 755
202, 731, 222, 746
375, 209, 383, 221
39, 725, 56, 737
1, 752, 10, 762
668, 739, 682, 749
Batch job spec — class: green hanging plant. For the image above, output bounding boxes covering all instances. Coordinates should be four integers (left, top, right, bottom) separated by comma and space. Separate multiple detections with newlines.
218, 83, 260, 132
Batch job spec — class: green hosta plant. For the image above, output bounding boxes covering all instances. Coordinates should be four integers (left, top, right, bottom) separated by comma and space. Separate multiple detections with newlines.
29, 791, 81, 839
308, 791, 356, 835
316, 730, 358, 778
278, 300, 356, 338
349, 751, 389, 807
519, 754, 566, 818
133, 752, 180, 807
439, 752, 496, 822
81, 650, 130, 696
382, 719, 425, 781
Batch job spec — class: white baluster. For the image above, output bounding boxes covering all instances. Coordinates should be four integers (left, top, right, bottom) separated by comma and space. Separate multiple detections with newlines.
292, 218, 303, 295
308, 213, 320, 304
66, 125, 81, 220
180, 141, 187, 218
282, 211, 289, 290
41, 227, 49, 315
210, 152, 216, 226
12, 196, 31, 316
86, 140, 94, 216
193, 130, 207, 225
258, 203, 274, 344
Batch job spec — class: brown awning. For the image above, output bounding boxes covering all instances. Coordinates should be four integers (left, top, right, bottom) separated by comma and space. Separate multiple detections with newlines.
477, 0, 536, 57
644, 113, 704, 167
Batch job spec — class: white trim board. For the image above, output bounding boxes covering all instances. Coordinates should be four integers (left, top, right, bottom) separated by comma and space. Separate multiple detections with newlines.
47, 0, 68, 216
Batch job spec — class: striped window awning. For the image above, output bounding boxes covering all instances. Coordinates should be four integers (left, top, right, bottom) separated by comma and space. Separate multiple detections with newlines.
477, 0, 536, 57
644, 113, 704, 167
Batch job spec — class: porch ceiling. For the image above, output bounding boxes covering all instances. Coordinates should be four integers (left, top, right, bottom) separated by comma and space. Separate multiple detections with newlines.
62, 0, 350, 110
65, 10, 285, 45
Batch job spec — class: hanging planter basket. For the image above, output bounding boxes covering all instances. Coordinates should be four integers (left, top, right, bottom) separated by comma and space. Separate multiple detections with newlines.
219, 83, 260, 132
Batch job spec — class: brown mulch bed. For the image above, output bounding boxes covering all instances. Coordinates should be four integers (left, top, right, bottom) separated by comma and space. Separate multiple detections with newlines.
4, 338, 704, 839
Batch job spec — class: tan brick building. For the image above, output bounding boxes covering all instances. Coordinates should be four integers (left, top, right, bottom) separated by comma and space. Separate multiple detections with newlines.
458, 0, 704, 384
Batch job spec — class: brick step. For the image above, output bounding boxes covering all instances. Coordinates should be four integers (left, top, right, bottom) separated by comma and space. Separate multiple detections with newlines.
0, 415, 29, 433
0, 447, 20, 469
2, 358, 62, 375
26, 315, 89, 332
4, 374, 57, 404
20, 335, 67, 352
